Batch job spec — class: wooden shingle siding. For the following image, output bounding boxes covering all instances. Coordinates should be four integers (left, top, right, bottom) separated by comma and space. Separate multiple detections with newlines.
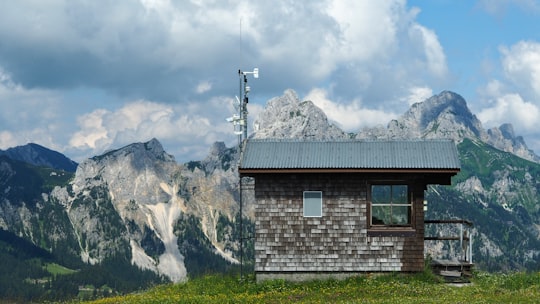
254, 173, 425, 279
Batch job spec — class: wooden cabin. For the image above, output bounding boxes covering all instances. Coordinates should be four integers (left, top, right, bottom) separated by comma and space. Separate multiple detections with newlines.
238, 139, 460, 282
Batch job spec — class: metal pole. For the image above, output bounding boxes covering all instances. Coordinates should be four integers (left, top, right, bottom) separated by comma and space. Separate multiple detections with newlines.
238, 70, 243, 147
239, 176, 243, 279
242, 74, 248, 142
469, 232, 473, 264
238, 69, 244, 279
460, 223, 463, 260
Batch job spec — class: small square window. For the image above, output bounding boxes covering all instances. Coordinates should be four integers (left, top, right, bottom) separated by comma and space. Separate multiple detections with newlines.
303, 191, 322, 217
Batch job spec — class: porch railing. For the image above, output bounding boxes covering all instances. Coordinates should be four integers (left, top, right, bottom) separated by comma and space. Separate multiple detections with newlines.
424, 219, 474, 264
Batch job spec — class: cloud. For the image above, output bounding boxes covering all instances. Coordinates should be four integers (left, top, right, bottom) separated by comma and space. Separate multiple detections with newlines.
0, 1, 453, 161
0, 131, 16, 150
408, 24, 447, 78
195, 81, 212, 94
0, 68, 69, 151
67, 97, 245, 162
304, 88, 398, 131
402, 86, 434, 106
69, 109, 110, 150
500, 41, 540, 99
0, 1, 448, 107
477, 0, 540, 16
476, 39, 540, 154
477, 40, 540, 131
0, 1, 243, 101
0, 59, 257, 162
478, 93, 540, 131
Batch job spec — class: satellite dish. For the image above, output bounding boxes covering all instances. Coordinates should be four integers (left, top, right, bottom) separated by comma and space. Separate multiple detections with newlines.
253, 68, 259, 78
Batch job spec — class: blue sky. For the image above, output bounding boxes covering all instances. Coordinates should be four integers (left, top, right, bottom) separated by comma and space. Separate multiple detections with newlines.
1, 0, 540, 162
410, 0, 540, 104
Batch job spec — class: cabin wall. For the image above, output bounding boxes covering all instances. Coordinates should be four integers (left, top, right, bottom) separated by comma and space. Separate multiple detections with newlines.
253, 173, 425, 281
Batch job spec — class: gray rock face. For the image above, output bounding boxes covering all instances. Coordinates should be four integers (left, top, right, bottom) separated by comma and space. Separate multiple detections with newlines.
252, 89, 347, 140
54, 138, 187, 281
487, 124, 539, 162
357, 91, 486, 142
50, 138, 242, 282
356, 91, 539, 162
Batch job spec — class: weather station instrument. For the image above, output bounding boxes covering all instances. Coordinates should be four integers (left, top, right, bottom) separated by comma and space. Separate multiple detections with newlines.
227, 67, 259, 147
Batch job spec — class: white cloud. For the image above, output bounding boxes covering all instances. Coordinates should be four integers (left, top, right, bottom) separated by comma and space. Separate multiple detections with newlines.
500, 41, 540, 99
0, 1, 454, 161
0, 1, 449, 107
479, 79, 505, 98
327, 1, 400, 62
69, 109, 110, 150
0, 131, 16, 150
476, 40, 540, 155
67, 98, 240, 162
195, 81, 212, 94
409, 24, 447, 78
0, 67, 69, 151
402, 86, 434, 106
304, 88, 398, 131
477, 0, 540, 16
478, 93, 540, 131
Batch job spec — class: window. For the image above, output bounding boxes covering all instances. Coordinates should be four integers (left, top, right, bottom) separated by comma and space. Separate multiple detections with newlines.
370, 184, 411, 226
303, 191, 322, 217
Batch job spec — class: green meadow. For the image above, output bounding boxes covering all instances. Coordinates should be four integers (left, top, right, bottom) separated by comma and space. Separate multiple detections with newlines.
87, 271, 539, 304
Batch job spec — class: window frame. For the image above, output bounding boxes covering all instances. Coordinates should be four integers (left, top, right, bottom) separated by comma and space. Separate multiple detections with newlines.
303, 191, 323, 217
368, 182, 413, 228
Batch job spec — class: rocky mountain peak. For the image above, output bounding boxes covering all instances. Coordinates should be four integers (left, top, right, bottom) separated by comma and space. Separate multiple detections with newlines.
208, 141, 227, 157
408, 91, 477, 130
0, 143, 78, 172
75, 138, 176, 202
53, 138, 187, 281
143, 138, 172, 159
391, 90, 486, 141
252, 89, 347, 140
355, 90, 539, 162
487, 124, 538, 162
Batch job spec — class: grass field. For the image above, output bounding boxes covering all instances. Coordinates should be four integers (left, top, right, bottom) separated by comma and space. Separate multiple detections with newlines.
45, 262, 78, 275
87, 271, 540, 303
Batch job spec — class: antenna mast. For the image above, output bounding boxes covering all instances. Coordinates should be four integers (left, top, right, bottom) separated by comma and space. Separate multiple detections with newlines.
226, 18, 259, 281
226, 19, 259, 148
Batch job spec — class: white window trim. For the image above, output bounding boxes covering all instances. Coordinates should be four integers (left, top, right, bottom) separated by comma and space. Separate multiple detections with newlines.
303, 191, 322, 217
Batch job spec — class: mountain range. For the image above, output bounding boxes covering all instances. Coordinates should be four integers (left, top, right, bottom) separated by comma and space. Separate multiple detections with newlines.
0, 143, 78, 172
1, 89, 539, 301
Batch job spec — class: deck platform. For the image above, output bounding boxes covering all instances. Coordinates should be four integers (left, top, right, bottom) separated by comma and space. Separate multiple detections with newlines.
430, 259, 473, 282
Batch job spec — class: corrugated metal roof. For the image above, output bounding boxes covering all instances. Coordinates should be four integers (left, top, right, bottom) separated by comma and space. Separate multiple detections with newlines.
239, 139, 460, 170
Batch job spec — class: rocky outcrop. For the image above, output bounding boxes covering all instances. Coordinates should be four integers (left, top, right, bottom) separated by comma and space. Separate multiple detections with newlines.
357, 91, 540, 162
252, 89, 347, 140
487, 124, 539, 162
51, 138, 241, 282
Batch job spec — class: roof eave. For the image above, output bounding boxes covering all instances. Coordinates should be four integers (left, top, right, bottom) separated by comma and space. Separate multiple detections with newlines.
238, 168, 461, 175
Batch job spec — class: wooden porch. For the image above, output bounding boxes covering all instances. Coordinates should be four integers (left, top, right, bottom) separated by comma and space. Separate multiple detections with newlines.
424, 219, 474, 282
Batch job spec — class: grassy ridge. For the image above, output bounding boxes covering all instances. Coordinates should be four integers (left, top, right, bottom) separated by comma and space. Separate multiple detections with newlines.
88, 272, 539, 303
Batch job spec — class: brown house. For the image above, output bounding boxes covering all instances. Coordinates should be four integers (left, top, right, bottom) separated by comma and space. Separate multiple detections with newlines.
238, 139, 460, 282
